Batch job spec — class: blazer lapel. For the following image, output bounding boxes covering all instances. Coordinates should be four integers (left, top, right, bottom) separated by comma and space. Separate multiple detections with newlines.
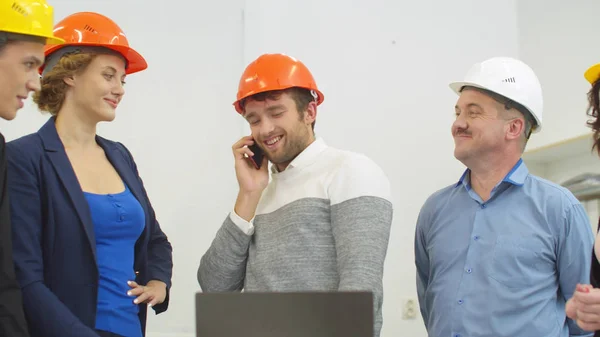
38, 118, 97, 259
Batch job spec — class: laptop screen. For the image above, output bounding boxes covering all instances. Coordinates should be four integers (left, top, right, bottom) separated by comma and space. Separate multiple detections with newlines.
195, 291, 374, 337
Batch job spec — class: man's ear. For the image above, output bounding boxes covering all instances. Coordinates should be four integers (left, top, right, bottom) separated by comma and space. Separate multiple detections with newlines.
304, 101, 317, 125
506, 117, 524, 141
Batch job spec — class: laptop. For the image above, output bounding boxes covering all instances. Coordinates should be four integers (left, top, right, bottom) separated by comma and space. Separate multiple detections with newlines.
195, 291, 374, 337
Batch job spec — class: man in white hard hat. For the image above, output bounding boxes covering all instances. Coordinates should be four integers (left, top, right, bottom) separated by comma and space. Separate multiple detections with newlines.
0, 1, 63, 336
414, 56, 595, 337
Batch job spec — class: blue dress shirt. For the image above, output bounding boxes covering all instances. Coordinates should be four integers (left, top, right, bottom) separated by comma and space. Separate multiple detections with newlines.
415, 159, 595, 337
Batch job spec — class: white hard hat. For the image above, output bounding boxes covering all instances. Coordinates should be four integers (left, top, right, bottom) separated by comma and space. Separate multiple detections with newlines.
449, 57, 544, 133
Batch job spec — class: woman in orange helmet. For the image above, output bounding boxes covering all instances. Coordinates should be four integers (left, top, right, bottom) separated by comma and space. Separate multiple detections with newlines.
6, 12, 173, 337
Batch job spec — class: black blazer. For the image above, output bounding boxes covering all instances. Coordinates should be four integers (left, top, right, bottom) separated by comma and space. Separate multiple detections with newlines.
6, 117, 173, 337
0, 132, 30, 337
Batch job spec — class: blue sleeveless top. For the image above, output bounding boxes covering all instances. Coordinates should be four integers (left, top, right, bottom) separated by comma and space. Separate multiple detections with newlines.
84, 184, 145, 337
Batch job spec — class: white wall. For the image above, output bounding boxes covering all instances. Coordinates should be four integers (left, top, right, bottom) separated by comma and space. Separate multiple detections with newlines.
0, 1, 532, 336
517, 0, 600, 150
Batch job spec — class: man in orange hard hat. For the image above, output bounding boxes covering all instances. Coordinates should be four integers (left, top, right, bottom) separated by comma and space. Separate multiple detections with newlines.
198, 53, 394, 337
0, 0, 63, 336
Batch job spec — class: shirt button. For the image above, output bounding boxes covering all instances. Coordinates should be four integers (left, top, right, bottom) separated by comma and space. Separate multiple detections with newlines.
458, 299, 463, 305
120, 215, 124, 221
455, 335, 461, 337
481, 204, 486, 209
466, 268, 472, 273
474, 236, 479, 241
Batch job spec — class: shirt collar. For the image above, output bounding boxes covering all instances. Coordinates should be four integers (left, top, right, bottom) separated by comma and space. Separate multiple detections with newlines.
271, 137, 328, 174
456, 158, 529, 190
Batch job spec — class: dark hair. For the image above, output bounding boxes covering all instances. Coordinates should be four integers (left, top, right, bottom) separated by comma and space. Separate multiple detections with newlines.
0, 34, 14, 55
241, 87, 316, 130
0, 32, 45, 55
587, 78, 600, 155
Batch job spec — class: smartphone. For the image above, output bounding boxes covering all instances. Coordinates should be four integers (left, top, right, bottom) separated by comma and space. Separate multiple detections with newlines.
247, 142, 265, 169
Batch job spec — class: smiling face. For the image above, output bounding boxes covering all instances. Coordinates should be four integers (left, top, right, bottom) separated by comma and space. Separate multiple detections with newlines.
66, 53, 126, 122
452, 87, 526, 166
242, 89, 317, 171
34, 51, 127, 122
0, 40, 45, 120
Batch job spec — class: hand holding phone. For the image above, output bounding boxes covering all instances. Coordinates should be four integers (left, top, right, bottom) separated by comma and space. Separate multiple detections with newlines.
232, 136, 269, 196
247, 142, 265, 169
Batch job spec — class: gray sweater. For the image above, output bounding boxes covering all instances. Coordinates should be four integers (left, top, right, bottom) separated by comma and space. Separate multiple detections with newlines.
198, 138, 393, 336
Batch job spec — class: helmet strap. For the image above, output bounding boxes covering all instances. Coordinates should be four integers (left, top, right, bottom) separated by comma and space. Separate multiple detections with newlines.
310, 90, 318, 103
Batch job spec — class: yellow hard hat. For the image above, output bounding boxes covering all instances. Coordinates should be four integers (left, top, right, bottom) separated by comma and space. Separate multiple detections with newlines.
0, 0, 64, 44
584, 63, 600, 84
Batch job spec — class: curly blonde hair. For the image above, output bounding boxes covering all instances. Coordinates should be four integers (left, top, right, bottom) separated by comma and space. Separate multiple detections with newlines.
33, 52, 97, 115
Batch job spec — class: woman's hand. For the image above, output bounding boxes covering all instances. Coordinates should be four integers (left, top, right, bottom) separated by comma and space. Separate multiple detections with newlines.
567, 284, 600, 332
127, 280, 167, 307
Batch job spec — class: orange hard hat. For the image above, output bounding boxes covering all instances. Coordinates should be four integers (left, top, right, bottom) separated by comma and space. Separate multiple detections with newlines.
39, 11, 146, 75
233, 53, 324, 114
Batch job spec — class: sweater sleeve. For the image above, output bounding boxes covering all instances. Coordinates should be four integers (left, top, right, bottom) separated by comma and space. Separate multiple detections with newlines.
328, 154, 393, 337
197, 215, 253, 292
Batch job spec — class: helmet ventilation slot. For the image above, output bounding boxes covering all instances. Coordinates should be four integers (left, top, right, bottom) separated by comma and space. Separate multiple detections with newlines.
11, 2, 27, 16
83, 24, 97, 33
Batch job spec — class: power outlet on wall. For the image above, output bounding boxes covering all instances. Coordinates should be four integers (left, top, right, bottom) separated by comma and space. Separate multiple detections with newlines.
402, 299, 417, 320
